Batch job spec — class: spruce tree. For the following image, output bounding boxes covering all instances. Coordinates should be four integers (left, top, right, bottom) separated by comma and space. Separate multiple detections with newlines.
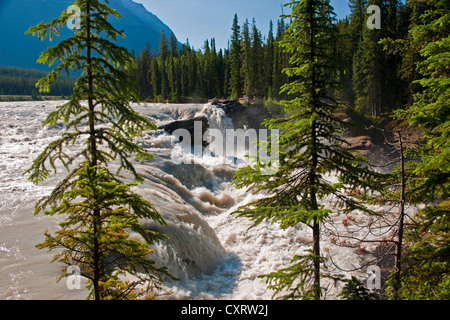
353, 0, 386, 115
240, 19, 251, 98
229, 14, 243, 100
381, 2, 419, 107
264, 20, 275, 97
388, 0, 450, 299
135, 47, 151, 100
250, 18, 264, 98
232, 0, 383, 300
25, 0, 173, 299
169, 32, 179, 59
150, 58, 161, 100
349, 0, 367, 46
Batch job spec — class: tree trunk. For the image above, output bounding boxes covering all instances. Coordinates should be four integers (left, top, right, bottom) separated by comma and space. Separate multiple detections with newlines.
308, 0, 321, 300
393, 130, 406, 295
85, 1, 101, 301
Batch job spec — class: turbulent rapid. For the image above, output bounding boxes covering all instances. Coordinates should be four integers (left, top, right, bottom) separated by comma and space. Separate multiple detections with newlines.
0, 101, 416, 300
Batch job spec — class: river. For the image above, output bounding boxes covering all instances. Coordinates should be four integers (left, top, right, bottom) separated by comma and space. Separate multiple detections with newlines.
0, 100, 416, 300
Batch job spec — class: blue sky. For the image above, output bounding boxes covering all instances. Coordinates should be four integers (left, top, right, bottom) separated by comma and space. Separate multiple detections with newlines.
133, 0, 351, 50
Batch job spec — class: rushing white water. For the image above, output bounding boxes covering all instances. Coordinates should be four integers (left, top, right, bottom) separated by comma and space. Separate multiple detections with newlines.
0, 101, 417, 300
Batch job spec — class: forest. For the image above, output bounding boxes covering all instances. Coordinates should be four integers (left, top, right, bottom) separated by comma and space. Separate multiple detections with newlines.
2, 0, 436, 116
10, 0, 449, 300
0, 66, 75, 99
130, 0, 415, 117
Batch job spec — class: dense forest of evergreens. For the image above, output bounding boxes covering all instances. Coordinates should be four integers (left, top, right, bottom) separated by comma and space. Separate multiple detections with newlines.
0, 66, 75, 99
130, 0, 415, 117
1, 0, 430, 117
130, 17, 289, 103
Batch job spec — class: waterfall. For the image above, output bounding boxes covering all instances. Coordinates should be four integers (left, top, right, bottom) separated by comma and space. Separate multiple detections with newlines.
0, 101, 415, 300
123, 103, 244, 281
0, 101, 240, 298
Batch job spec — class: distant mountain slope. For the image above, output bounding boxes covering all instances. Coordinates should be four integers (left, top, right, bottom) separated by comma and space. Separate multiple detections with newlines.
0, 0, 178, 70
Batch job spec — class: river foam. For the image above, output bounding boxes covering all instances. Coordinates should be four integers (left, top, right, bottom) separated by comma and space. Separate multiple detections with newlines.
0, 101, 413, 300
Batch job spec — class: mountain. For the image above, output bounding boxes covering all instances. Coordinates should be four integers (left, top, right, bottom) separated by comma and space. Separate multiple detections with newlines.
0, 0, 178, 70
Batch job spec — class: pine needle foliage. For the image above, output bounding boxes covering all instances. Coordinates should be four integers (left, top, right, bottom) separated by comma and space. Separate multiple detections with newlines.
338, 276, 380, 300
386, 0, 450, 300
232, 0, 384, 300
24, 0, 173, 299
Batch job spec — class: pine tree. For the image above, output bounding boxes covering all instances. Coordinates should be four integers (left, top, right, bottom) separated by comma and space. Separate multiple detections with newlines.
352, 0, 406, 115
270, 20, 285, 100
169, 32, 179, 59
338, 276, 380, 300
158, 31, 170, 101
135, 47, 151, 100
250, 18, 264, 98
215, 48, 226, 97
229, 14, 243, 100
240, 19, 251, 98
232, 0, 383, 300
179, 41, 191, 97
187, 45, 199, 96
382, 0, 407, 113
335, 17, 354, 104
388, 0, 450, 299
381, 2, 418, 107
353, 0, 386, 115
150, 58, 161, 100
264, 20, 275, 97
403, 0, 449, 201
223, 46, 231, 98
25, 0, 173, 300
348, 0, 367, 106
348, 0, 367, 48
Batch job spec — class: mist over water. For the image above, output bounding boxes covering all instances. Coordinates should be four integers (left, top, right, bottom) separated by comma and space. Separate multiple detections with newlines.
0, 101, 415, 300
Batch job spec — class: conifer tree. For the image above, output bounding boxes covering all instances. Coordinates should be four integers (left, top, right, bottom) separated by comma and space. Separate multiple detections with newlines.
381, 2, 419, 107
349, 0, 367, 46
387, 0, 450, 299
169, 32, 179, 59
240, 19, 251, 98
250, 18, 264, 98
229, 14, 243, 99
335, 17, 355, 104
136, 47, 151, 100
264, 21, 275, 97
232, 0, 383, 300
353, 0, 386, 115
352, 0, 405, 115
25, 0, 173, 299
150, 58, 161, 100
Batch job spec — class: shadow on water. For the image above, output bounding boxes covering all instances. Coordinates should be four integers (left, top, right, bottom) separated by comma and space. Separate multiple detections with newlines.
167, 252, 242, 299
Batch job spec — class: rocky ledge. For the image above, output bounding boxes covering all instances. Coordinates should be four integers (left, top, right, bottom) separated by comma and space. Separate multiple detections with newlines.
159, 116, 209, 146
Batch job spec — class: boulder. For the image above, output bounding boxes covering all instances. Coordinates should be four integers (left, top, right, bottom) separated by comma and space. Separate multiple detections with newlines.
159, 116, 208, 135
343, 136, 373, 156
159, 116, 209, 146
345, 136, 373, 149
